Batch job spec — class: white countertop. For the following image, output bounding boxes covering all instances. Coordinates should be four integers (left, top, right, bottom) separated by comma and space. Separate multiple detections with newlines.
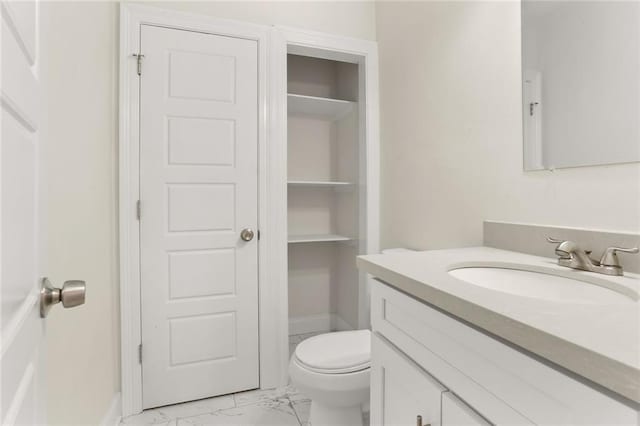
357, 247, 640, 403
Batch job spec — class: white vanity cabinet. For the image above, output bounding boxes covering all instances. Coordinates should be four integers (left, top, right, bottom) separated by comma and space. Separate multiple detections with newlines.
372, 331, 490, 426
369, 280, 639, 426
371, 333, 446, 426
441, 393, 490, 426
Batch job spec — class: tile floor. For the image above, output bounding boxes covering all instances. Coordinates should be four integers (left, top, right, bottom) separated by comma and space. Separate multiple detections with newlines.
122, 332, 369, 426
121, 385, 311, 426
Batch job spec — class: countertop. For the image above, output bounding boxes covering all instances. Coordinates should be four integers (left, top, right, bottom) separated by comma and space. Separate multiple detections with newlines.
357, 247, 640, 404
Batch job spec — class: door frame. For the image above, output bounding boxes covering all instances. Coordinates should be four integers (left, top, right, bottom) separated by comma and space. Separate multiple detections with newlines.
118, 4, 286, 416
272, 26, 381, 331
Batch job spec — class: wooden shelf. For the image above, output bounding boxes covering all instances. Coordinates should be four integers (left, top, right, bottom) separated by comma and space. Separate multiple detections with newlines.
288, 234, 352, 244
288, 180, 353, 188
287, 94, 354, 120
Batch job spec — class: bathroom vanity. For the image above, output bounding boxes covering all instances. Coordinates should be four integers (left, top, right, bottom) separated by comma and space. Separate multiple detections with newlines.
357, 248, 640, 425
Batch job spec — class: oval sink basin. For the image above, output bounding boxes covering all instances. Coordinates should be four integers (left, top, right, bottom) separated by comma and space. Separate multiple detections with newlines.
448, 266, 638, 304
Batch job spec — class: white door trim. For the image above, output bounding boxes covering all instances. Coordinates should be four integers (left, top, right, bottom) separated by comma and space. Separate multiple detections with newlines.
120, 6, 380, 416
271, 27, 381, 331
118, 3, 285, 416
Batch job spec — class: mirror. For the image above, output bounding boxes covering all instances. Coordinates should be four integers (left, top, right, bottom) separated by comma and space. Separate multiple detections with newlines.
521, 1, 640, 170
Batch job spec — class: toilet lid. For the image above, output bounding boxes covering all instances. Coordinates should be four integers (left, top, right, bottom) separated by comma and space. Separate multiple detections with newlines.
294, 330, 371, 374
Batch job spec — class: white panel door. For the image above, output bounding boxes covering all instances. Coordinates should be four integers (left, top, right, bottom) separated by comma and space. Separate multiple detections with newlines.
1, 1, 45, 424
139, 25, 259, 408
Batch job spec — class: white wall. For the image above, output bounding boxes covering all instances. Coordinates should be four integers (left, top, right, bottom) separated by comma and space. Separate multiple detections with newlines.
44, 2, 640, 423
41, 2, 376, 424
140, 1, 377, 41
375, 1, 640, 252
286, 56, 362, 330
42, 2, 120, 424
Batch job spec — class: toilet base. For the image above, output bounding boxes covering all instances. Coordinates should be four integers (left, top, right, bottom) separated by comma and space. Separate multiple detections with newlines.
309, 401, 363, 426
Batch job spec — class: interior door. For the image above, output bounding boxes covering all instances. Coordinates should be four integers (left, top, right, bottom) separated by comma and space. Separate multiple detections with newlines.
139, 25, 259, 408
1, 1, 45, 423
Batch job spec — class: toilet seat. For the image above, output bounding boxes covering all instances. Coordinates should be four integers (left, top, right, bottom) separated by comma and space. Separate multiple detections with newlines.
294, 330, 371, 374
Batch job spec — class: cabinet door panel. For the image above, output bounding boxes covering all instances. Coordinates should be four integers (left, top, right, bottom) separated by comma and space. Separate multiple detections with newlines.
442, 392, 490, 426
371, 333, 446, 426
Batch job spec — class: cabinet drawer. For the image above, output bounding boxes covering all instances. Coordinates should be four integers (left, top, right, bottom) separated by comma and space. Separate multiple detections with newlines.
371, 280, 638, 425
371, 333, 446, 426
442, 392, 490, 426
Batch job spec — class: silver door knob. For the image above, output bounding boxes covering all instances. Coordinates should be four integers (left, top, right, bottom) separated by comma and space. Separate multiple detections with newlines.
240, 228, 255, 242
40, 277, 86, 318
416, 415, 430, 426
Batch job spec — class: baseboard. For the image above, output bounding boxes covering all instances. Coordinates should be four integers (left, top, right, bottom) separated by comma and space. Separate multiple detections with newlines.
332, 314, 352, 332
101, 392, 121, 426
289, 313, 332, 335
289, 313, 353, 335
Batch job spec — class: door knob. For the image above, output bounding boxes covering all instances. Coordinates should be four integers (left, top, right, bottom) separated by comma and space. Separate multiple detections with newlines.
240, 228, 255, 242
416, 415, 430, 426
40, 277, 86, 318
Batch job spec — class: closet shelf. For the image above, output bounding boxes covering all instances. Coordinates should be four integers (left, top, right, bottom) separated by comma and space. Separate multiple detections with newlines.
288, 234, 353, 244
288, 180, 354, 188
287, 94, 354, 120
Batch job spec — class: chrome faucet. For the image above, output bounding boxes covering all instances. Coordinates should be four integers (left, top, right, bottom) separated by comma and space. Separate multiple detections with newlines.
547, 237, 639, 276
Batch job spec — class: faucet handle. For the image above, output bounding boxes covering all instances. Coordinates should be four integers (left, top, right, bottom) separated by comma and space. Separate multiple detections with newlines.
546, 237, 592, 258
546, 237, 565, 244
599, 246, 639, 267
547, 237, 574, 259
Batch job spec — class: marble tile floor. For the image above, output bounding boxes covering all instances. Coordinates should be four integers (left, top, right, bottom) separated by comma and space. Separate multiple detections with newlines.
121, 386, 312, 426
122, 332, 369, 426
121, 384, 369, 426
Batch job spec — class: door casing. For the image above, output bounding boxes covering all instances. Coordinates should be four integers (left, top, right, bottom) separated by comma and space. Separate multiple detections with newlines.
118, 4, 286, 416
119, 4, 381, 417
275, 26, 380, 332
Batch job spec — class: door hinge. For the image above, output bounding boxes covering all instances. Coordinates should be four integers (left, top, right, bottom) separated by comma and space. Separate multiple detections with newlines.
529, 101, 539, 116
132, 53, 145, 76
138, 344, 143, 364
136, 200, 141, 220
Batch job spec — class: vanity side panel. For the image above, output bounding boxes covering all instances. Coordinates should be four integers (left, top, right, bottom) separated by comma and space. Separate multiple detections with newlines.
371, 281, 639, 425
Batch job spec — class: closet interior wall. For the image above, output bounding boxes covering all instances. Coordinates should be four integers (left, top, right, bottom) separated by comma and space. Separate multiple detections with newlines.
287, 54, 363, 335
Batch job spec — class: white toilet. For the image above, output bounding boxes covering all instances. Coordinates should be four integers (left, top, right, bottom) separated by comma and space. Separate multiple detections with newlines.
289, 329, 371, 426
